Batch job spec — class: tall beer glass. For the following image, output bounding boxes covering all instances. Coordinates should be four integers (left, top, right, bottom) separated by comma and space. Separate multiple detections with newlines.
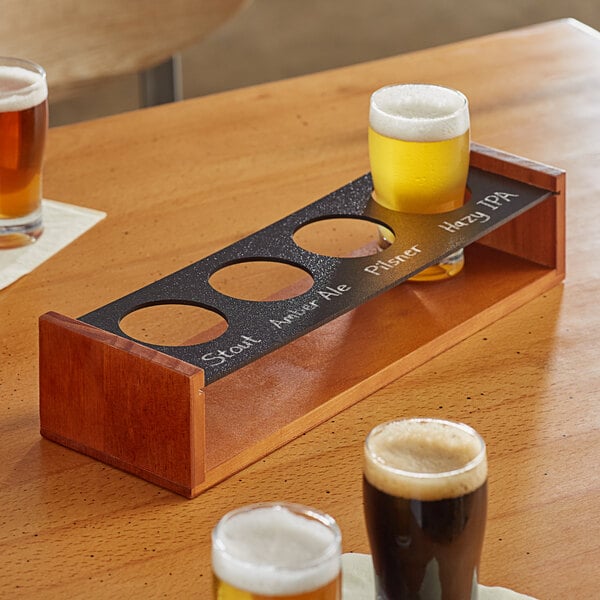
0, 57, 48, 248
212, 502, 342, 599
363, 418, 487, 600
369, 84, 470, 281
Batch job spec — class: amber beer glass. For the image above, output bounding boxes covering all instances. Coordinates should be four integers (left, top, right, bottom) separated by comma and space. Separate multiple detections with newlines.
0, 57, 48, 247
369, 84, 470, 281
212, 502, 342, 599
363, 418, 488, 600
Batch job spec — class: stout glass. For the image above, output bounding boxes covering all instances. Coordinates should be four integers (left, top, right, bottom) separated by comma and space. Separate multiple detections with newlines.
0, 57, 48, 248
212, 502, 342, 599
363, 418, 487, 600
369, 84, 470, 281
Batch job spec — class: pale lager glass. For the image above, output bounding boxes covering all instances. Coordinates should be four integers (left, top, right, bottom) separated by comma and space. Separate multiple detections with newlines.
369, 84, 470, 281
212, 502, 342, 599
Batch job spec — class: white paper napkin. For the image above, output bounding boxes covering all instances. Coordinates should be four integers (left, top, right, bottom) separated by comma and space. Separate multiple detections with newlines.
0, 199, 106, 290
341, 554, 537, 600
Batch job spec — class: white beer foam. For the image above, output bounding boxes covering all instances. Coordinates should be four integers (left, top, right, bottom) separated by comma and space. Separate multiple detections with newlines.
212, 505, 340, 595
0, 66, 48, 112
364, 419, 487, 501
370, 84, 469, 142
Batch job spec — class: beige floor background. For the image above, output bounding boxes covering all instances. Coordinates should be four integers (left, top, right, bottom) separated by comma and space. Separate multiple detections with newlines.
49, 0, 600, 126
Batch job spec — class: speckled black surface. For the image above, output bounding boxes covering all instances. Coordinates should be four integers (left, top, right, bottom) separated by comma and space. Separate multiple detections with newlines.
80, 168, 553, 384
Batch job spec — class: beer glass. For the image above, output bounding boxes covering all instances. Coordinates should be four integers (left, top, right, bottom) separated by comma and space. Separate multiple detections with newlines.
368, 84, 470, 281
0, 57, 48, 248
363, 418, 487, 600
212, 502, 342, 599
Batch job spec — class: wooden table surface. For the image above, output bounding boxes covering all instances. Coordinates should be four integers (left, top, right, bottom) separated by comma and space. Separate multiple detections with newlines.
1, 18, 599, 599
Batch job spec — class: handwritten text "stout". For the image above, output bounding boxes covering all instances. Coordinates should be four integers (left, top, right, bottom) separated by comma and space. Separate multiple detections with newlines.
201, 335, 262, 366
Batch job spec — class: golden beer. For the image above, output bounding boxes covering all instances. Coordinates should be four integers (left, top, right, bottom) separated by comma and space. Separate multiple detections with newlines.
214, 577, 341, 600
368, 84, 470, 280
363, 419, 488, 600
0, 57, 48, 247
212, 503, 342, 600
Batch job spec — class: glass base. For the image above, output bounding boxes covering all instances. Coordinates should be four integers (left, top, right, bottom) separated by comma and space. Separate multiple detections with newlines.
377, 226, 464, 282
0, 208, 43, 249
409, 249, 464, 282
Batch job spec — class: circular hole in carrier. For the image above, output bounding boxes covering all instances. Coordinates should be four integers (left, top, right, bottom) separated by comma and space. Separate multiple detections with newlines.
209, 260, 314, 302
293, 217, 395, 258
119, 303, 228, 347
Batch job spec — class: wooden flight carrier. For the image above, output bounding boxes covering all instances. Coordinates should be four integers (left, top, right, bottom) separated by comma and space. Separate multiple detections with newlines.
39, 143, 566, 498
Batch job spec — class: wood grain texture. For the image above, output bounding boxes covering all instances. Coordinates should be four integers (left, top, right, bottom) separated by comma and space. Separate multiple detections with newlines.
39, 312, 206, 496
1, 18, 599, 599
471, 143, 566, 271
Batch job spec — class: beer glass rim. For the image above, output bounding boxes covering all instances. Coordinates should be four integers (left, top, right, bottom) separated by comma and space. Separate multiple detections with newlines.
212, 501, 342, 571
364, 417, 486, 479
0, 56, 47, 98
370, 83, 468, 121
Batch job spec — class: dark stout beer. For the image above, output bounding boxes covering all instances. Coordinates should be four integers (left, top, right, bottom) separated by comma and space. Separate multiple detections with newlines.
363, 419, 487, 600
